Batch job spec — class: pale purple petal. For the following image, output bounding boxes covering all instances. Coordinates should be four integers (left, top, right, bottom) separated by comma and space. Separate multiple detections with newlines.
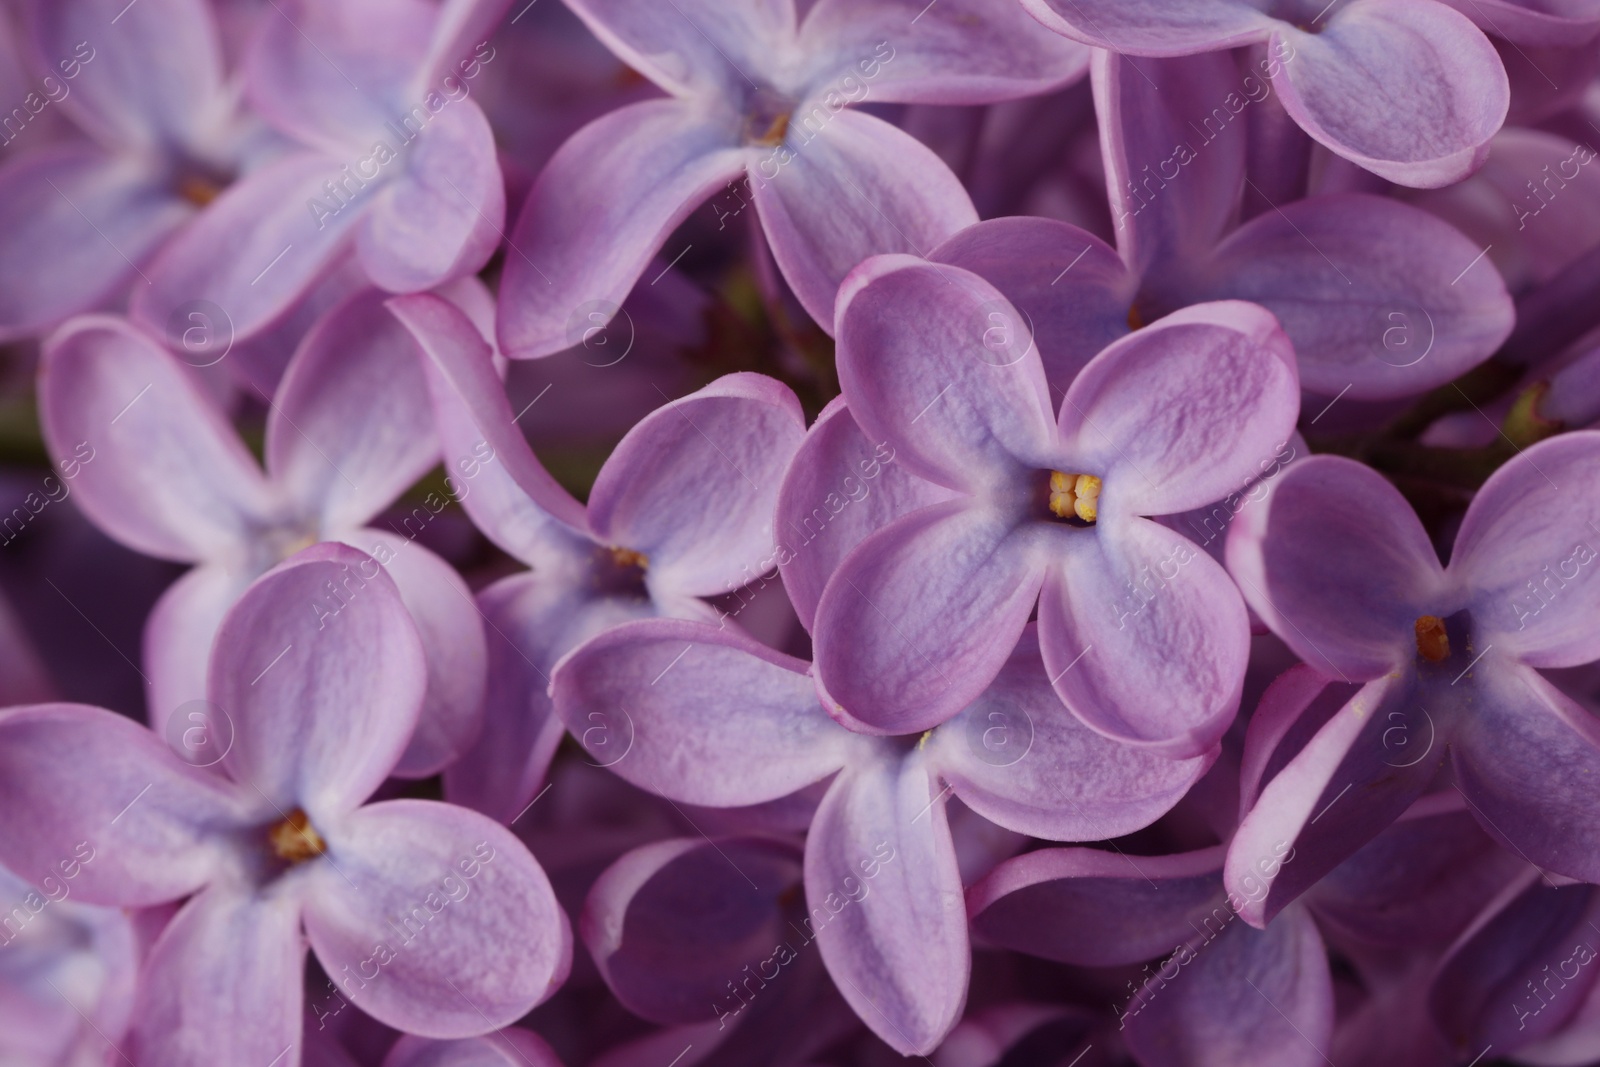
417, 0, 516, 88
385, 1030, 567, 1067
498, 100, 745, 359
143, 562, 254, 740
562, 0, 792, 97
806, 748, 967, 1055
1020, 0, 1273, 54
1439, 0, 1600, 45
749, 109, 979, 332
209, 544, 426, 820
303, 800, 571, 1037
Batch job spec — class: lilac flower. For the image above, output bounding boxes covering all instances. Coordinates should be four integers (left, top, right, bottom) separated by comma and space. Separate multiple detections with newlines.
0, 545, 570, 1067
384, 1030, 566, 1067
1223, 432, 1600, 922
496, 0, 1088, 356
0, 0, 279, 340
39, 285, 489, 776
809, 255, 1300, 753
551, 621, 1207, 1053
919, 50, 1514, 400
391, 293, 807, 821
1022, 0, 1511, 187
130, 0, 512, 346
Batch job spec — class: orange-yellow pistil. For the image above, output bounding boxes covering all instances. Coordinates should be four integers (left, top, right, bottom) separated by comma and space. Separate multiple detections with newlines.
269, 809, 326, 864
177, 174, 224, 208
1414, 615, 1450, 663
609, 546, 649, 571
752, 111, 790, 147
1049, 472, 1102, 524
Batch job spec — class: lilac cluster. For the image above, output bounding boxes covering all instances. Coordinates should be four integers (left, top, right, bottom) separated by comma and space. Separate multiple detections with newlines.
2, 0, 1600, 1065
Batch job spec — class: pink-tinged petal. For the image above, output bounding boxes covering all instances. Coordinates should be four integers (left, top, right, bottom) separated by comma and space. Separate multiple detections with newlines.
1271, 3, 1509, 188
834, 255, 1054, 490
1430, 875, 1600, 1055
129, 887, 305, 1067
349, 530, 487, 779
1039, 517, 1248, 757
928, 630, 1209, 840
806, 749, 967, 1055
1225, 673, 1443, 927
551, 619, 861, 806
133, 152, 371, 346
1092, 50, 1247, 277
0, 704, 243, 906
33, 0, 224, 150
1453, 662, 1600, 885
797, 0, 1088, 105
588, 373, 806, 597
1123, 904, 1334, 1067
775, 397, 956, 632
582, 836, 803, 1025
209, 544, 426, 820
144, 563, 254, 741
562, 0, 792, 97
749, 109, 979, 333
358, 102, 505, 293
1191, 194, 1514, 399
814, 501, 1048, 735
385, 1030, 566, 1067
1440, 0, 1600, 45
268, 289, 440, 531
246, 0, 434, 155
930, 217, 1136, 390
499, 100, 745, 359
0, 149, 188, 340
417, 0, 515, 88
1020, 0, 1274, 54
39, 315, 272, 562
969, 846, 1227, 966
304, 800, 570, 1037
1058, 301, 1300, 517
391, 292, 593, 566
1226, 455, 1446, 681
1450, 431, 1600, 667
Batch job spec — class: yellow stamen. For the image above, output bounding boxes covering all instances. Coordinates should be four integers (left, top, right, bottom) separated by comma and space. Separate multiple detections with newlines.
1414, 615, 1449, 663
269, 809, 325, 863
609, 546, 649, 571
916, 729, 934, 751
1049, 471, 1101, 524
755, 111, 790, 147
1127, 303, 1146, 331
178, 175, 223, 208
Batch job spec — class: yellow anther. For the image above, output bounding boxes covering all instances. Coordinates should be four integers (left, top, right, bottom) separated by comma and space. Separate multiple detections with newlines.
1127, 303, 1146, 331
754, 111, 790, 146
1414, 615, 1449, 663
177, 174, 223, 207
609, 546, 649, 571
1049, 471, 1101, 524
269, 809, 326, 863
1072, 474, 1101, 523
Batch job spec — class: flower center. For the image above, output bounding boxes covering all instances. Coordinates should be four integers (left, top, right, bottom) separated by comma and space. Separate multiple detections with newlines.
177, 174, 225, 207
268, 809, 326, 864
1049, 472, 1101, 524
1414, 615, 1449, 663
592, 545, 650, 598
742, 86, 794, 147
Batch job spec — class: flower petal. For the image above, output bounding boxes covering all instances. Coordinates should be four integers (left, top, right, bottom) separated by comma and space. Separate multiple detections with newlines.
303, 799, 571, 1037
968, 846, 1228, 966
928, 629, 1210, 840
813, 501, 1048, 736
209, 544, 426, 821
749, 109, 979, 333
268, 289, 441, 532
797, 0, 1087, 104
129, 887, 305, 1067
1057, 301, 1300, 518
1190, 193, 1514, 399
391, 291, 593, 566
357, 102, 506, 293
1450, 431, 1600, 668
1224, 673, 1444, 927
805, 749, 967, 1055
1272, 3, 1509, 188
0, 149, 186, 340
498, 99, 745, 359
144, 562, 254, 742
384, 1030, 567, 1067
775, 397, 956, 633
551, 618, 861, 806
588, 373, 806, 598
1453, 661, 1600, 885
582, 835, 804, 1025
0, 704, 242, 906
1039, 516, 1249, 757
133, 152, 371, 346
1225, 454, 1446, 682
834, 255, 1054, 491
565, 0, 793, 96
39, 315, 272, 562
1020, 0, 1274, 54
